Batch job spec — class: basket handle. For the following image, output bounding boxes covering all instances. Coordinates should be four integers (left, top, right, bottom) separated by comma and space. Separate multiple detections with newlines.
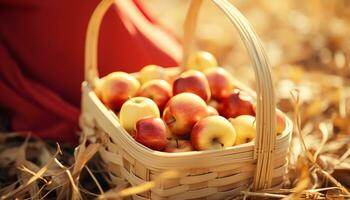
84, 0, 115, 88
183, 0, 277, 190
85, 0, 277, 191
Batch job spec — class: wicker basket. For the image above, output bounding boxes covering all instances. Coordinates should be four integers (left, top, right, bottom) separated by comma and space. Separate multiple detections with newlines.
80, 0, 293, 199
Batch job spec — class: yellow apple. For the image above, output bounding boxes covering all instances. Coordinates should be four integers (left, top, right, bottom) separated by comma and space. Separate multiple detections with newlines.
207, 105, 219, 116
119, 97, 160, 133
139, 64, 169, 84
191, 116, 236, 150
186, 51, 218, 71
229, 115, 256, 145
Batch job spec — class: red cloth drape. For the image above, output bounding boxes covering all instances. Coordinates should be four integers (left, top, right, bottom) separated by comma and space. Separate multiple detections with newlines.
0, 0, 181, 144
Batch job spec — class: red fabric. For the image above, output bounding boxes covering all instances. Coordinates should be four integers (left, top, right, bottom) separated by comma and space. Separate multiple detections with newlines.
0, 0, 180, 144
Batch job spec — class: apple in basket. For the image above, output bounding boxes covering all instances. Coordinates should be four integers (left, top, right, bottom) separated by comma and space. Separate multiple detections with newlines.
173, 70, 211, 102
119, 97, 160, 133
186, 51, 218, 72
207, 105, 219, 116
134, 117, 167, 151
139, 64, 169, 84
204, 67, 234, 99
137, 79, 172, 111
252, 104, 286, 134
218, 89, 255, 118
229, 115, 256, 145
96, 72, 140, 112
208, 99, 220, 110
163, 93, 208, 136
164, 139, 194, 153
276, 109, 286, 134
191, 116, 236, 150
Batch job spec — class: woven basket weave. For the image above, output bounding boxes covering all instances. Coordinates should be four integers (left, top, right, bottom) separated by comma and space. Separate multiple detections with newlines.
80, 0, 293, 199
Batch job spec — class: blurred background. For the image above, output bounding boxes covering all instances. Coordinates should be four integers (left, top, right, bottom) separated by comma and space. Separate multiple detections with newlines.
143, 0, 350, 129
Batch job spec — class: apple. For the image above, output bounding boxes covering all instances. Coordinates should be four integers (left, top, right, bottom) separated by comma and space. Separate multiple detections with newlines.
134, 117, 167, 151
252, 104, 286, 135
163, 93, 208, 136
139, 64, 169, 84
229, 115, 256, 145
208, 99, 220, 110
96, 72, 140, 112
204, 67, 234, 99
186, 51, 218, 71
276, 110, 286, 134
173, 70, 211, 102
207, 106, 219, 116
191, 116, 236, 150
164, 139, 194, 153
137, 79, 172, 111
119, 97, 160, 133
218, 89, 255, 118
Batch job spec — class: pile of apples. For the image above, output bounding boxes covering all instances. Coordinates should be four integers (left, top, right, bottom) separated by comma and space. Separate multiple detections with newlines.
95, 51, 286, 152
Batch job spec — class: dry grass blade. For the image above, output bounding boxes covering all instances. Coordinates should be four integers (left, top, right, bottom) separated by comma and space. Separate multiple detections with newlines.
241, 191, 287, 198
313, 122, 330, 162
1, 143, 62, 200
73, 138, 101, 178
283, 156, 311, 200
317, 169, 350, 196
290, 90, 310, 156
67, 168, 82, 200
18, 165, 49, 184
85, 166, 104, 196
288, 88, 350, 198
98, 170, 179, 199
335, 148, 350, 166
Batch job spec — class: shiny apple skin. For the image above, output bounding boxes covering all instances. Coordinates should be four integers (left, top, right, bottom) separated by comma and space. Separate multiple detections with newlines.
138, 79, 172, 111
134, 117, 167, 151
163, 93, 208, 136
173, 70, 211, 102
218, 89, 255, 118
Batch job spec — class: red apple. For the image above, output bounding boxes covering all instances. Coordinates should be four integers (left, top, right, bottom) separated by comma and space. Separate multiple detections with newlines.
134, 117, 167, 151
218, 89, 255, 118
163, 93, 208, 136
164, 139, 194, 153
96, 72, 140, 112
207, 106, 219, 116
204, 67, 234, 99
137, 79, 172, 111
191, 116, 236, 150
173, 70, 211, 102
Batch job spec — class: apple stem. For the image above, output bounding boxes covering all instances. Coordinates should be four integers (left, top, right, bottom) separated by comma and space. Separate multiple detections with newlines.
212, 138, 224, 148
176, 139, 179, 148
166, 115, 176, 125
